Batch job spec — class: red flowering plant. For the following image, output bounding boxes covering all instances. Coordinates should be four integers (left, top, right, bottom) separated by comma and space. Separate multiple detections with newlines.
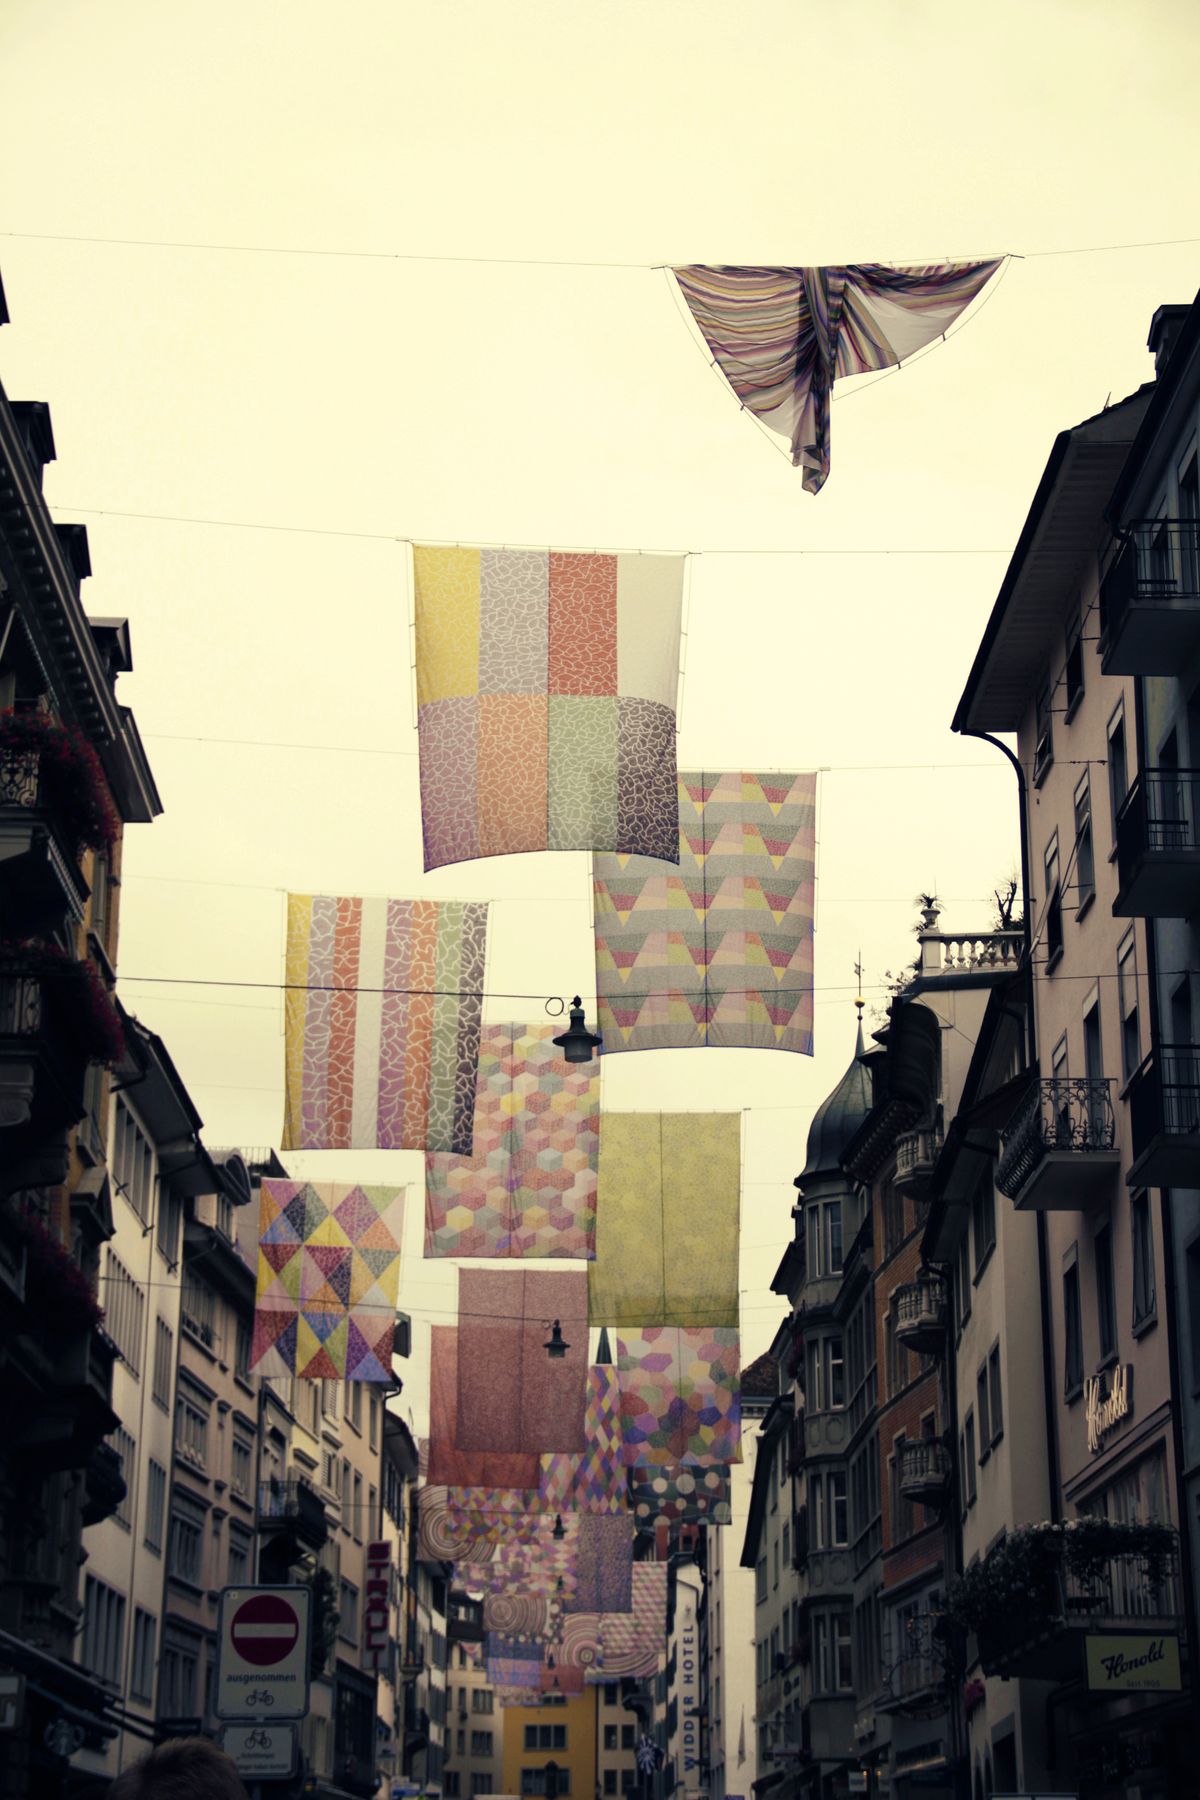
16, 1208, 105, 1333
0, 938, 125, 1065
0, 708, 120, 854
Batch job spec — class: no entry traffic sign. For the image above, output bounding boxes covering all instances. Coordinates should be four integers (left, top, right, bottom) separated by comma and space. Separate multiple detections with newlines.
217, 1586, 311, 1721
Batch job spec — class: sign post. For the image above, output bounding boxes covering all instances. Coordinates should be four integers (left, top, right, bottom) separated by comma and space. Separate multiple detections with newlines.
220, 1722, 298, 1780
217, 1586, 311, 1723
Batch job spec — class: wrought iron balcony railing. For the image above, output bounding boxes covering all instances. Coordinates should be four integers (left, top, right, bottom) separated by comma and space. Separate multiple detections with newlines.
1129, 1044, 1200, 1187
997, 1078, 1119, 1209
1115, 768, 1200, 917
1101, 520, 1200, 674
256, 1475, 328, 1550
894, 1273, 948, 1354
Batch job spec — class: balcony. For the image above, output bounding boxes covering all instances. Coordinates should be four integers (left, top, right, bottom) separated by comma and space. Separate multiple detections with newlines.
0, 746, 91, 932
0, 951, 121, 1141
881, 1615, 945, 1718
996, 1078, 1119, 1211
11, 1321, 119, 1472
1128, 1045, 1200, 1188
1101, 520, 1200, 676
899, 1440, 951, 1507
973, 1528, 1183, 1681
1114, 769, 1200, 918
894, 1273, 948, 1355
894, 1123, 943, 1198
81, 1440, 127, 1527
256, 1475, 328, 1554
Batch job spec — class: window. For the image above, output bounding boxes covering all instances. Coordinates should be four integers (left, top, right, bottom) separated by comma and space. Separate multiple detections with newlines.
446, 1777, 462, 1799
1063, 1253, 1084, 1397
976, 1365, 990, 1461
604, 1773, 618, 1796
970, 1176, 995, 1274
472, 1690, 494, 1714
159, 1629, 199, 1719
1074, 773, 1095, 908
807, 1200, 843, 1276
472, 1778, 495, 1798
322, 1379, 340, 1420
174, 1388, 209, 1468
152, 1318, 173, 1410
956, 1230, 971, 1329
523, 1725, 567, 1751
81, 1576, 126, 1686
130, 1609, 156, 1704
1034, 682, 1054, 781
145, 1459, 167, 1554
885, 1307, 907, 1398
112, 1098, 154, 1224
157, 1184, 182, 1267
882, 1179, 905, 1257
339, 1579, 359, 1644
227, 1526, 251, 1588
604, 1725, 618, 1752
234, 1316, 252, 1383
1043, 834, 1063, 966
807, 1335, 845, 1411
109, 1426, 136, 1529
353, 1471, 363, 1542
755, 1555, 767, 1604
521, 1773, 570, 1797
181, 1270, 217, 1350
341, 1458, 351, 1517
231, 1437, 253, 1500
987, 1346, 1003, 1447
369, 1390, 380, 1451
811, 1614, 851, 1693
1064, 618, 1084, 714
812, 1470, 848, 1548
348, 1381, 363, 1433
1118, 931, 1141, 1079
1132, 1192, 1157, 1328
368, 1484, 379, 1537
1095, 1222, 1117, 1363
104, 1251, 145, 1374
1108, 706, 1129, 839
621, 1725, 635, 1750
963, 1412, 977, 1507
471, 1731, 493, 1757
168, 1497, 206, 1586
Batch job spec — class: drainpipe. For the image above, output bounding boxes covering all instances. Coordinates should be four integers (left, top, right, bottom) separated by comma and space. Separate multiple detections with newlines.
1130, 678, 1200, 1703
955, 728, 1060, 1524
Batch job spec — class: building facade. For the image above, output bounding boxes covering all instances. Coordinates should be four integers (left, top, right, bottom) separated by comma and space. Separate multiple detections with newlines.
0, 289, 162, 1798
700, 1397, 760, 1800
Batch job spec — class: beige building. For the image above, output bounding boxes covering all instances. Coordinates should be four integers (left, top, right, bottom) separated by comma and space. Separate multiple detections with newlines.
443, 1633, 504, 1799
954, 361, 1195, 1791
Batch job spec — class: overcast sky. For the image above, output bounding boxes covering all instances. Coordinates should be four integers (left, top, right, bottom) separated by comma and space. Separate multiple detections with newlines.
3, 0, 1199, 1419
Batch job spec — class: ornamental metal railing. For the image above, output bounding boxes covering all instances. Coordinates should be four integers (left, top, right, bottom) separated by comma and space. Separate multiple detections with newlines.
1101, 519, 1200, 635
1130, 1045, 1200, 1147
1117, 767, 1200, 871
997, 1078, 1116, 1199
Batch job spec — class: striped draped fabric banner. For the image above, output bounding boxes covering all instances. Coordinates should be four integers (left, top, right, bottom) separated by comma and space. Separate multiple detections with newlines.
672, 260, 1002, 491
282, 893, 488, 1155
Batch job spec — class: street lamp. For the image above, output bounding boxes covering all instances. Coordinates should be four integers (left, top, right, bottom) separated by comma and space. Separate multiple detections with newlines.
553, 997, 602, 1064
544, 1321, 571, 1359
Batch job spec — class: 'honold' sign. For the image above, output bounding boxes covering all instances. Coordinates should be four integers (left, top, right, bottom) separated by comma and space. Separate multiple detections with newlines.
1085, 1632, 1181, 1693
1084, 1363, 1131, 1454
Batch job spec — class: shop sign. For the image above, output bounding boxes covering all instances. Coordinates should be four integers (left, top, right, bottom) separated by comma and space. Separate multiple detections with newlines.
1084, 1363, 1131, 1453
364, 1540, 392, 1672
1085, 1632, 1181, 1693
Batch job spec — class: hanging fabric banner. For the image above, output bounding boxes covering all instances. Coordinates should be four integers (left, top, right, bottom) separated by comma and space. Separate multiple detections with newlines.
251, 1180, 405, 1379
483, 1594, 559, 1640
630, 1466, 733, 1528
593, 771, 816, 1054
538, 1363, 628, 1514
425, 1023, 600, 1258
564, 1515, 633, 1616
585, 1564, 669, 1682
672, 261, 1002, 492
552, 1613, 604, 1676
457, 1269, 589, 1454
486, 1634, 544, 1693
427, 1325, 541, 1489
466, 1512, 580, 1599
282, 893, 488, 1155
588, 1115, 740, 1328
414, 545, 684, 871
617, 1326, 741, 1467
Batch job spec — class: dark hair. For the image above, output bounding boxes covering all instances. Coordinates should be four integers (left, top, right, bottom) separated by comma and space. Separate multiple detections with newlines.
107, 1738, 251, 1800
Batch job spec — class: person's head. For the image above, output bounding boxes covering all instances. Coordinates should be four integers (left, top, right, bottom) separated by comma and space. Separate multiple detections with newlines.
107, 1738, 250, 1800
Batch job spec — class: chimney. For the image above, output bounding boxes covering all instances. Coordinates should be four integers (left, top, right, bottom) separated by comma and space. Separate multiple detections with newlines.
1147, 304, 1191, 376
